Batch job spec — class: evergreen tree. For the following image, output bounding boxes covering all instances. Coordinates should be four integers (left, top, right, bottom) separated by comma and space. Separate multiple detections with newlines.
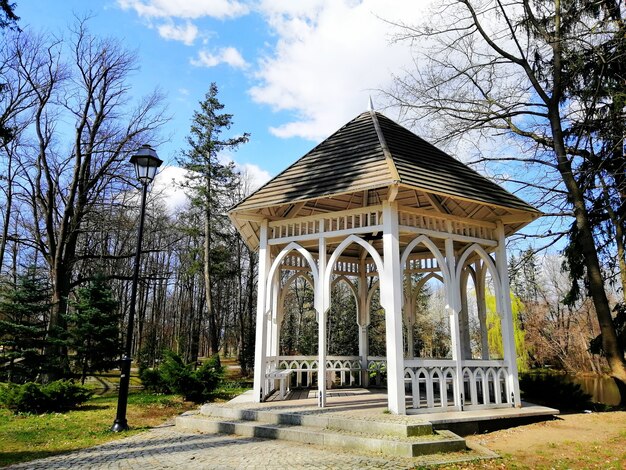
178, 82, 249, 356
0, 269, 49, 383
65, 275, 120, 384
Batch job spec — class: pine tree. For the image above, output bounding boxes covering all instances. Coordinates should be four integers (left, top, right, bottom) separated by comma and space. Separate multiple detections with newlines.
65, 275, 120, 384
0, 269, 50, 383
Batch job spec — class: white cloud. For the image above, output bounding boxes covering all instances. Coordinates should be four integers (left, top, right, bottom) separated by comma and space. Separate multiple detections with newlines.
152, 166, 190, 213
151, 162, 272, 213
250, 0, 434, 140
238, 162, 272, 191
117, 0, 249, 20
157, 21, 198, 45
191, 47, 248, 69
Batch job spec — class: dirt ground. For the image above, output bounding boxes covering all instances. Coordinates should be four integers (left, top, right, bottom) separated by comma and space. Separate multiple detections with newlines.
455, 411, 626, 469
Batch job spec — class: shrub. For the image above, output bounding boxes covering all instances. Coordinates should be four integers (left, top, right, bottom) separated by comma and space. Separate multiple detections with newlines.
0, 380, 92, 414
139, 367, 168, 394
519, 373, 593, 411
43, 380, 93, 410
138, 351, 223, 403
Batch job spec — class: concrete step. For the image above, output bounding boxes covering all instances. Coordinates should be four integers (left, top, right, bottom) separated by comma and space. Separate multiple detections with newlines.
199, 403, 434, 437
176, 409, 467, 458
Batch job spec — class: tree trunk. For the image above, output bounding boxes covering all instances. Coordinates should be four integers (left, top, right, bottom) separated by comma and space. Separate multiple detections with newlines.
204, 207, 218, 355
43, 264, 71, 381
0, 146, 13, 271
550, 110, 626, 403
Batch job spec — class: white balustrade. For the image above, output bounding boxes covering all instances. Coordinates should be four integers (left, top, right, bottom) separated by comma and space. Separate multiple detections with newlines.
267, 354, 512, 410
367, 358, 512, 412
398, 209, 497, 243
270, 355, 362, 392
269, 207, 384, 243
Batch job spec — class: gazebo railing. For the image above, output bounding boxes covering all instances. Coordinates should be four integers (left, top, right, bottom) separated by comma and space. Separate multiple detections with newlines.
267, 355, 362, 390
268, 206, 384, 243
370, 358, 513, 412
403, 359, 458, 411
460, 360, 512, 409
266, 355, 513, 411
397, 207, 498, 243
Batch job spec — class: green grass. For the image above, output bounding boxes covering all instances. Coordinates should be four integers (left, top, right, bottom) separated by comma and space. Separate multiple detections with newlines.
0, 391, 195, 467
210, 380, 251, 401
0, 376, 251, 468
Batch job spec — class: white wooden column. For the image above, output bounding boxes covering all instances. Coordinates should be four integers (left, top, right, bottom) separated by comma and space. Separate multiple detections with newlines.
253, 220, 270, 402
495, 221, 521, 406
268, 276, 280, 357
459, 268, 472, 359
317, 220, 328, 407
445, 237, 464, 409
381, 201, 405, 414
358, 255, 370, 387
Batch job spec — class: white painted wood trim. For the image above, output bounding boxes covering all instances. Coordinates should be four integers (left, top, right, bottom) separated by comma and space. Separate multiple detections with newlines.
381, 201, 405, 414
398, 205, 497, 228
496, 221, 521, 406
400, 226, 498, 247
317, 219, 327, 407
445, 237, 464, 409
268, 224, 384, 245
253, 220, 270, 402
268, 204, 385, 228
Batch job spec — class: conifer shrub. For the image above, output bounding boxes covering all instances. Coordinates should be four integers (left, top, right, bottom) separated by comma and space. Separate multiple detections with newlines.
139, 351, 223, 403
0, 380, 92, 413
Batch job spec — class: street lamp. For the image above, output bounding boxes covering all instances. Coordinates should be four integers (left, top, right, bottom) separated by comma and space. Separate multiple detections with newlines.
112, 144, 162, 432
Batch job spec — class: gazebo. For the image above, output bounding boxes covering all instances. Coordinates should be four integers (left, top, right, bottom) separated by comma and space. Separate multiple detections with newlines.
229, 109, 540, 415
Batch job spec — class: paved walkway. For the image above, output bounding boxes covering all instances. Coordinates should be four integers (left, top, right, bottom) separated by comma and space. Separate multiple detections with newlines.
5, 389, 518, 469
6, 423, 439, 470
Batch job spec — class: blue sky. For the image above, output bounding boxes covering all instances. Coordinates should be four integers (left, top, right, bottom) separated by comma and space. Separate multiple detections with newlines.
17, 0, 431, 189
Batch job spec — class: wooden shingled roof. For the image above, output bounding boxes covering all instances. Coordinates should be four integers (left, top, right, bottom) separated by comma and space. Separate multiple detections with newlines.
231, 110, 538, 215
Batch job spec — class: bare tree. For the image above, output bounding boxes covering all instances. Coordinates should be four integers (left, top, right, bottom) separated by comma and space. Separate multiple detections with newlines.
384, 0, 626, 401
6, 20, 168, 376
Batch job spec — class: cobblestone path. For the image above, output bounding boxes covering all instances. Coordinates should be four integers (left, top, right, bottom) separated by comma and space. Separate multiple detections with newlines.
7, 424, 432, 469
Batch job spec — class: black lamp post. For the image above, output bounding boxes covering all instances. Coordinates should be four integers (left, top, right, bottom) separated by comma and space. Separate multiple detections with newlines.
112, 144, 162, 432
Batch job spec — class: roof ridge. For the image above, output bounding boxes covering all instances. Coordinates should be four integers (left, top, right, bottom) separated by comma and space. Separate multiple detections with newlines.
369, 110, 400, 183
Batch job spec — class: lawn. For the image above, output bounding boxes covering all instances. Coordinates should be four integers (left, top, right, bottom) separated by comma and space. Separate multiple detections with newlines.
444, 411, 626, 469
0, 391, 197, 467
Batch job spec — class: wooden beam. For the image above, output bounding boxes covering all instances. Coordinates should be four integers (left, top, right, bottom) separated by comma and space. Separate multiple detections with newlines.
246, 220, 260, 246
285, 201, 307, 219
231, 212, 267, 223
499, 213, 536, 224
387, 183, 399, 203
425, 193, 450, 214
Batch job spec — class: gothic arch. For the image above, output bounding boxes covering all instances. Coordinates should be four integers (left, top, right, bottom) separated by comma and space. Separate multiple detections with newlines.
266, 242, 319, 312
323, 235, 385, 304
401, 235, 450, 286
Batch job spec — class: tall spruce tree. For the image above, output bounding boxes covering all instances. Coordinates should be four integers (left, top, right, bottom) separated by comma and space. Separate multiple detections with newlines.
179, 83, 249, 356
65, 274, 120, 384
